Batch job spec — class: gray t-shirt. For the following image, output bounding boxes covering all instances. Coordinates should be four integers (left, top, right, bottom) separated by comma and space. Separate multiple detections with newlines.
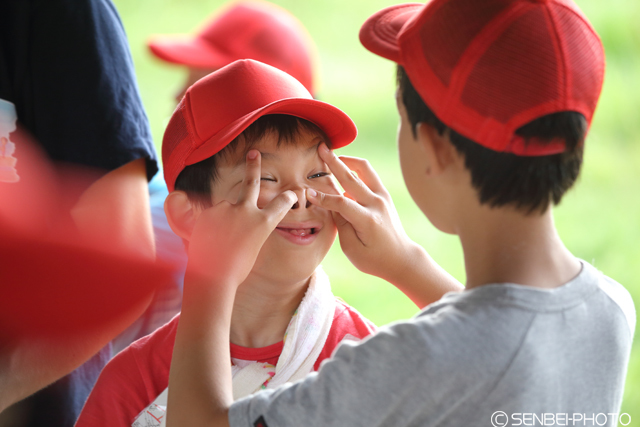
229, 261, 635, 427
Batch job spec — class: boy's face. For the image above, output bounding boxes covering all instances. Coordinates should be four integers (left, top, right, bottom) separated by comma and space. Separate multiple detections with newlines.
201, 127, 340, 284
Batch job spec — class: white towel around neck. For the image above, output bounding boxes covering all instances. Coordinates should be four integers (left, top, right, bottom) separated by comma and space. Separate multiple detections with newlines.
132, 267, 335, 427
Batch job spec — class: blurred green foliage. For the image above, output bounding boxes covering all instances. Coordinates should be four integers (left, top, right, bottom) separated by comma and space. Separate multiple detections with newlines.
113, 0, 639, 419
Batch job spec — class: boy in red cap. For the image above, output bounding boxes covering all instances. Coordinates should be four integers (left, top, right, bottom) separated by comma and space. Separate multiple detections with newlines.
123, 0, 322, 348
75, 60, 459, 427
165, 0, 636, 426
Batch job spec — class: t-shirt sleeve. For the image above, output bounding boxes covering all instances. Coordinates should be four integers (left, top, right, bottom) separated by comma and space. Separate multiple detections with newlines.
75, 316, 178, 426
228, 321, 438, 427
313, 299, 377, 371
12, 0, 158, 180
75, 346, 151, 427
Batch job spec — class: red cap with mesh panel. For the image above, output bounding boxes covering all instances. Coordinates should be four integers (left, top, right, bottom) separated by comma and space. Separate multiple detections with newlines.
359, 0, 605, 156
148, 0, 318, 94
162, 59, 357, 192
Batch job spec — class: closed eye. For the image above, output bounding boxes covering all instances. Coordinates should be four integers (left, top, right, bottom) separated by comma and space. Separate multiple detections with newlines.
309, 172, 330, 179
261, 177, 276, 182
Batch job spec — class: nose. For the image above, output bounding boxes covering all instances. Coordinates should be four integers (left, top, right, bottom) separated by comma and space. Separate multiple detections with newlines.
290, 187, 311, 210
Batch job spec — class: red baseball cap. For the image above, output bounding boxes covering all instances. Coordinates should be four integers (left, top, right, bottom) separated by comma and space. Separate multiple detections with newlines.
148, 0, 318, 94
162, 59, 357, 192
360, 0, 605, 156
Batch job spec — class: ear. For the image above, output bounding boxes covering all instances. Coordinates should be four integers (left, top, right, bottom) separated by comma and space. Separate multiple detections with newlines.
164, 191, 199, 241
415, 123, 457, 175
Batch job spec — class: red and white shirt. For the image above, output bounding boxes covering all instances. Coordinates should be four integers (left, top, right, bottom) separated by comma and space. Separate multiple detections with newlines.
75, 299, 376, 427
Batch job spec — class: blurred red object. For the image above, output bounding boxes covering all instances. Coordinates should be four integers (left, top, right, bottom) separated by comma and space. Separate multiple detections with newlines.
0, 127, 173, 339
0, 227, 172, 338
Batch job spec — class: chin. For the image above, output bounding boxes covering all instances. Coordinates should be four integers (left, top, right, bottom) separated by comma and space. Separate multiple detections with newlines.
254, 248, 327, 284
256, 260, 321, 286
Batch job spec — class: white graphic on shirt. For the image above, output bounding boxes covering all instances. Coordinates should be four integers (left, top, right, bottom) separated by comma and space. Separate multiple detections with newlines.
132, 389, 167, 427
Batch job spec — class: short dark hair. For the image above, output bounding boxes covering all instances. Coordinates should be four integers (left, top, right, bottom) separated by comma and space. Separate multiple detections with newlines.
396, 66, 587, 214
174, 114, 330, 208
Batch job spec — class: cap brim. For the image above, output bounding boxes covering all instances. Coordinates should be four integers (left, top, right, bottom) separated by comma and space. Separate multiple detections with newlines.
359, 3, 423, 63
148, 36, 235, 69
185, 97, 357, 165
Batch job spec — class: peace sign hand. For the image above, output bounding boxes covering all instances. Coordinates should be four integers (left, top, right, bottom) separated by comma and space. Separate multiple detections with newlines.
307, 143, 461, 307
186, 150, 297, 287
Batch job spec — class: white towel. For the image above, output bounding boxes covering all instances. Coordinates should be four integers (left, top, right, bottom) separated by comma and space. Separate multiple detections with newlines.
132, 267, 335, 427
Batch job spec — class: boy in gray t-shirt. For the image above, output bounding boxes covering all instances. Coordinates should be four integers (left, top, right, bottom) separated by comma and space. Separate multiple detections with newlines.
165, 0, 636, 426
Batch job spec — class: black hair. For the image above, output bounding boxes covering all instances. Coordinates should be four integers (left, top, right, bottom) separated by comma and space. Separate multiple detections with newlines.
396, 66, 587, 213
174, 114, 330, 208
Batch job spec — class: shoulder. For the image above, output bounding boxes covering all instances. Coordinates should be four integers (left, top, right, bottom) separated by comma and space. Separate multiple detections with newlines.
75, 315, 179, 426
313, 299, 377, 370
129, 313, 180, 357
589, 264, 636, 338
126, 314, 179, 391
398, 262, 635, 371
331, 298, 378, 339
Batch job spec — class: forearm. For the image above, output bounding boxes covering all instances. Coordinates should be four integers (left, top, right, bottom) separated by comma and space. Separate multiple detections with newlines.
167, 272, 234, 427
71, 158, 155, 259
384, 242, 463, 309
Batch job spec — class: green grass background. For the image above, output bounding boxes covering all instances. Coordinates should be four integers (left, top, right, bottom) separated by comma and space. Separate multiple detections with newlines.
113, 0, 639, 419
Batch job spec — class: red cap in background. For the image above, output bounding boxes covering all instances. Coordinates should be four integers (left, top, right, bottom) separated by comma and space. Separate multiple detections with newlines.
148, 0, 318, 94
359, 0, 605, 156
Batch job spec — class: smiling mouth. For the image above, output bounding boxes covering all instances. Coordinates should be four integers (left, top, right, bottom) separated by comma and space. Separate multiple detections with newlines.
276, 227, 317, 236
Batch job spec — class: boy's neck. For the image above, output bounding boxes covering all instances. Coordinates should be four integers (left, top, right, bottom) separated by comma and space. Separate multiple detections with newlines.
229, 273, 310, 349
458, 205, 581, 290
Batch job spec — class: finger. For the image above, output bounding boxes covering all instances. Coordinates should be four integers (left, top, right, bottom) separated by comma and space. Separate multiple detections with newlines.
343, 192, 356, 202
338, 156, 389, 198
307, 188, 370, 227
237, 150, 261, 205
317, 143, 376, 205
263, 190, 298, 223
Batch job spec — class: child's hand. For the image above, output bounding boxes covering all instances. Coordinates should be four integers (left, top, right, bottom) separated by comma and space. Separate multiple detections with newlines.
307, 143, 462, 306
306, 144, 417, 281
186, 150, 297, 287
